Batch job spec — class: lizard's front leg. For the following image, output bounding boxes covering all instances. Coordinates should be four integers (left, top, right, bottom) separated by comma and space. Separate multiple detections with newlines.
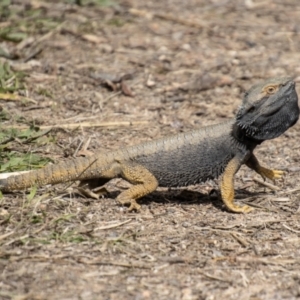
245, 154, 284, 180
220, 156, 253, 213
116, 161, 158, 211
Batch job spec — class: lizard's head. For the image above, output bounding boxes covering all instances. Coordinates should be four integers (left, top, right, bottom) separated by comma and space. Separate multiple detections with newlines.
236, 77, 299, 141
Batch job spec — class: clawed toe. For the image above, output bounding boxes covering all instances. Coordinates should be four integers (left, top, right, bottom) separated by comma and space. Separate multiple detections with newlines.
271, 169, 284, 179
241, 205, 254, 213
128, 201, 141, 211
117, 196, 141, 211
260, 168, 284, 180
225, 204, 254, 214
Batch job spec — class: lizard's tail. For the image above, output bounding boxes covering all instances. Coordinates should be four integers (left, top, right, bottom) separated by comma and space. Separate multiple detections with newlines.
0, 156, 101, 192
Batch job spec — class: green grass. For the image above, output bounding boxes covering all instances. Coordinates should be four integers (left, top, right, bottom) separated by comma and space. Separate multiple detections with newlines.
0, 59, 54, 174
0, 126, 53, 173
0, 3, 62, 43
0, 62, 26, 93
71, 0, 116, 6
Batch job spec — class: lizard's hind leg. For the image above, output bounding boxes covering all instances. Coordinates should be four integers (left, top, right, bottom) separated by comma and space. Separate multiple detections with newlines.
116, 161, 158, 211
79, 160, 158, 210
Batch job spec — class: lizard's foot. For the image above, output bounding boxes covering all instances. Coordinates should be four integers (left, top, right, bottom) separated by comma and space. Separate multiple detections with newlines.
78, 178, 110, 199
246, 155, 285, 181
221, 184, 254, 213
258, 167, 284, 181
77, 186, 108, 200
226, 203, 254, 214
117, 195, 141, 211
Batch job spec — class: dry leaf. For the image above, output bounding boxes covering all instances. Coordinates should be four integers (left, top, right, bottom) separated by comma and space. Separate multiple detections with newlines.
82, 34, 106, 44
121, 80, 134, 97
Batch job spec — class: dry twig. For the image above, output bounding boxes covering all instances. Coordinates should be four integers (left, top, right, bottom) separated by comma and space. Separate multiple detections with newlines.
0, 231, 15, 241
230, 232, 249, 247
0, 93, 37, 104
1, 120, 148, 130
129, 8, 206, 29
253, 177, 280, 191
94, 219, 133, 231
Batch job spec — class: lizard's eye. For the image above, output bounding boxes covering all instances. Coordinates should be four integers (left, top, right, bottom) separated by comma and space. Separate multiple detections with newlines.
265, 86, 276, 94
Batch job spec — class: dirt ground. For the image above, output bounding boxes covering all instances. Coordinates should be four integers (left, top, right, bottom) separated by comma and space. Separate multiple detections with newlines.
1, 0, 300, 299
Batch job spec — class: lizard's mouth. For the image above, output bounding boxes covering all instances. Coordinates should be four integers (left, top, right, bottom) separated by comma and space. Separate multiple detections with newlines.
237, 122, 257, 135
238, 104, 283, 134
